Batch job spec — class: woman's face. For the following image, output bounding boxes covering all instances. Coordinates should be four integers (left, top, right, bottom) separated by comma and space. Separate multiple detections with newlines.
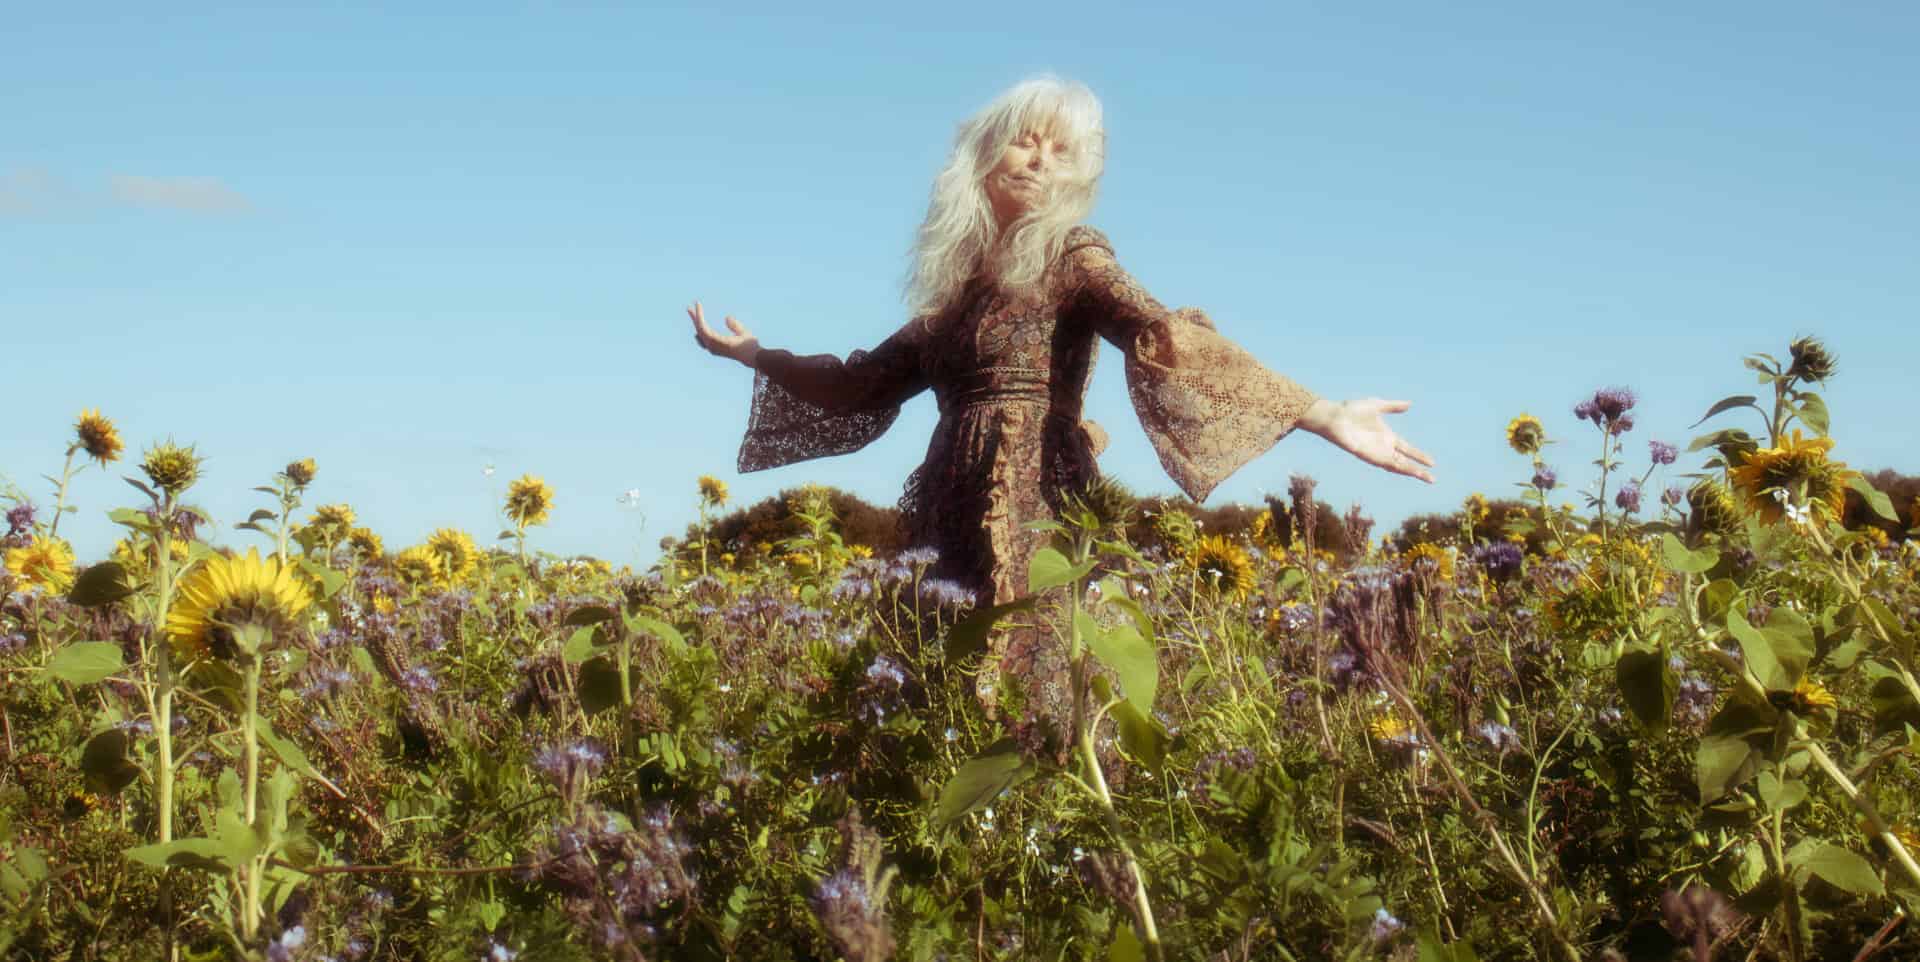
985, 124, 1074, 228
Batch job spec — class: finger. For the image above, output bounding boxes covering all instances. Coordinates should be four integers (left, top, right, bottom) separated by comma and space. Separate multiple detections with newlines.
725, 316, 746, 335
1395, 442, 1435, 467
1380, 399, 1412, 414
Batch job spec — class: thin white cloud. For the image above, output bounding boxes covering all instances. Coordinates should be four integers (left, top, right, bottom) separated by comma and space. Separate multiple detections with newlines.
109, 174, 252, 214
0, 168, 69, 214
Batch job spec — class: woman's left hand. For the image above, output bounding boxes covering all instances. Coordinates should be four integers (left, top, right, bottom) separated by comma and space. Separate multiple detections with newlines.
1301, 398, 1436, 483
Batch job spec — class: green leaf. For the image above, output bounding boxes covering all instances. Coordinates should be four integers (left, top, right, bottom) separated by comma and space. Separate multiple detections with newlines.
1698, 578, 1737, 626
945, 597, 1037, 663
1690, 394, 1761, 429
124, 837, 236, 873
1077, 610, 1157, 713
66, 562, 134, 607
107, 507, 156, 530
256, 718, 318, 779
1728, 607, 1801, 690
245, 509, 276, 524
1798, 843, 1884, 897
1761, 607, 1816, 686
1615, 645, 1677, 735
294, 558, 348, 600
1110, 700, 1169, 776
80, 729, 141, 795
934, 740, 1035, 829
578, 655, 626, 715
1108, 923, 1145, 962
1697, 734, 1757, 804
561, 625, 600, 664
1660, 534, 1719, 575
563, 605, 616, 627
1847, 475, 1899, 523
47, 642, 123, 685
624, 612, 688, 653
1028, 547, 1095, 594
1755, 771, 1807, 812
1794, 392, 1829, 436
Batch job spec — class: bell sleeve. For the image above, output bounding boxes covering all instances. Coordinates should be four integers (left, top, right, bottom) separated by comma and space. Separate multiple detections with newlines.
1062, 226, 1320, 503
736, 319, 930, 473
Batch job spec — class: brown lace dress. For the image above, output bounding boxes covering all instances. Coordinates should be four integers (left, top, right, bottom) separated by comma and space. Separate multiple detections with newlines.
737, 225, 1320, 606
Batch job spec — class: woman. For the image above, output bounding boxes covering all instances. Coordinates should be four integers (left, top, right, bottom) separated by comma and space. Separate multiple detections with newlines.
689, 74, 1434, 611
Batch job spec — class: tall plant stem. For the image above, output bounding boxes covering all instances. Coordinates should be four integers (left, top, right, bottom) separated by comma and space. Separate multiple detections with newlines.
48, 448, 77, 539
241, 658, 262, 940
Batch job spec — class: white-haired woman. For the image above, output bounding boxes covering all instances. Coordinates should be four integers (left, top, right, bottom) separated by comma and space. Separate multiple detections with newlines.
690, 74, 1433, 621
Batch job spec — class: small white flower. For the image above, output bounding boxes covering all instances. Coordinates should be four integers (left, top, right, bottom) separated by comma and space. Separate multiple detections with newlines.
483, 463, 496, 478
717, 682, 732, 693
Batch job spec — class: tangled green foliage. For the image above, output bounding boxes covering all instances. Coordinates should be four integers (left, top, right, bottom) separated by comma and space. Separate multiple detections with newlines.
3, 339, 1920, 961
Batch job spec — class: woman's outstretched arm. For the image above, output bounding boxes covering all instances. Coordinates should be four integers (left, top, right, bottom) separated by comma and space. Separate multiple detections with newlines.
688, 300, 761, 368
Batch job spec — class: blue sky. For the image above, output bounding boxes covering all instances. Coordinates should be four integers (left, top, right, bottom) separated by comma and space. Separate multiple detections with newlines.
4, 2, 1915, 568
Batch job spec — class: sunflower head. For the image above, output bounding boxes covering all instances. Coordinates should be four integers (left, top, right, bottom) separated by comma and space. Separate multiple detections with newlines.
309, 503, 356, 541
1505, 414, 1545, 456
506, 474, 555, 528
1786, 336, 1838, 384
425, 528, 479, 583
1188, 535, 1255, 597
348, 526, 384, 560
1153, 508, 1200, 553
111, 534, 190, 574
1367, 713, 1417, 745
1728, 430, 1855, 525
1065, 474, 1136, 534
698, 475, 730, 509
283, 458, 318, 488
392, 545, 438, 586
1686, 479, 1744, 539
5, 537, 76, 593
140, 441, 203, 496
165, 548, 311, 664
73, 409, 124, 465
1789, 678, 1838, 717
1463, 493, 1490, 525
1402, 542, 1456, 582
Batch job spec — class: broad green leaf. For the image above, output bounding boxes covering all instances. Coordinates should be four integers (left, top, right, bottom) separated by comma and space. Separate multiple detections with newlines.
1660, 534, 1718, 575
79, 729, 140, 795
108, 505, 155, 529
1728, 608, 1789, 690
1689, 394, 1760, 429
1760, 607, 1816, 686
1110, 700, 1169, 776
578, 655, 626, 715
934, 740, 1034, 828
563, 605, 616, 627
1615, 645, 1676, 735
1697, 734, 1757, 803
1028, 547, 1095, 594
945, 596, 1037, 663
1847, 475, 1899, 523
1698, 578, 1736, 625
124, 837, 238, 872
1077, 610, 1157, 712
1108, 923, 1145, 962
1792, 392, 1829, 435
47, 642, 123, 685
1755, 771, 1807, 812
67, 562, 134, 607
561, 625, 600, 664
624, 612, 687, 653
1798, 843, 1884, 897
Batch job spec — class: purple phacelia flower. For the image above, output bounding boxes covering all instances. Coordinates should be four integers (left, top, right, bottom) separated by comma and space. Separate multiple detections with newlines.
1662, 484, 1685, 508
1531, 466, 1558, 491
1649, 439, 1678, 465
1615, 482, 1642, 514
5, 503, 35, 537
1592, 387, 1636, 421
897, 546, 939, 568
398, 666, 438, 693
1475, 721, 1522, 754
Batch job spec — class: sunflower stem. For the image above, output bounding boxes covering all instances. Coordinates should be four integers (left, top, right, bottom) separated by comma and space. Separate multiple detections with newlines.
241, 656, 262, 940
47, 446, 77, 540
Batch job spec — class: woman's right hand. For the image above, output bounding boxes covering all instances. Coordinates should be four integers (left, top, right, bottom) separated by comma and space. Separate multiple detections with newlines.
687, 300, 762, 368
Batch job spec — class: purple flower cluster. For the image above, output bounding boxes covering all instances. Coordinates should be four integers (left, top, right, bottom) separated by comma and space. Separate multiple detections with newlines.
896, 546, 939, 568
398, 666, 438, 694
1469, 541, 1525, 582
1649, 439, 1678, 465
1475, 720, 1522, 754
915, 577, 977, 609
4, 502, 35, 547
1574, 387, 1637, 434
1615, 481, 1643, 514
299, 667, 356, 700
1662, 485, 1686, 508
521, 805, 697, 953
858, 655, 911, 723
533, 738, 610, 789
1531, 466, 1558, 491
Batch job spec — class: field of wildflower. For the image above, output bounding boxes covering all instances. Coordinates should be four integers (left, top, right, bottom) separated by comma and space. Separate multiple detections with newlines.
4, 337, 1920, 962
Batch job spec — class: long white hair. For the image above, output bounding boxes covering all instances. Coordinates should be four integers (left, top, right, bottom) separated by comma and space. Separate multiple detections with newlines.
903, 75, 1107, 321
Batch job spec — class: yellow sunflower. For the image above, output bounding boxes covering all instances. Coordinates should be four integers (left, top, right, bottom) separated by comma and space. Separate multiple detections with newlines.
1728, 429, 1856, 525
73, 409, 124, 465
110, 535, 190, 573
347, 526, 383, 559
1188, 535, 1256, 597
1463, 493, 1491, 525
391, 545, 438, 585
1791, 678, 1837, 716
140, 441, 203, 496
165, 548, 311, 663
698, 475, 730, 508
5, 537, 76, 593
308, 504, 356, 544
1402, 542, 1456, 581
1505, 414, 1545, 456
425, 528, 479, 583
283, 457, 318, 487
1367, 713, 1416, 744
506, 474, 554, 528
